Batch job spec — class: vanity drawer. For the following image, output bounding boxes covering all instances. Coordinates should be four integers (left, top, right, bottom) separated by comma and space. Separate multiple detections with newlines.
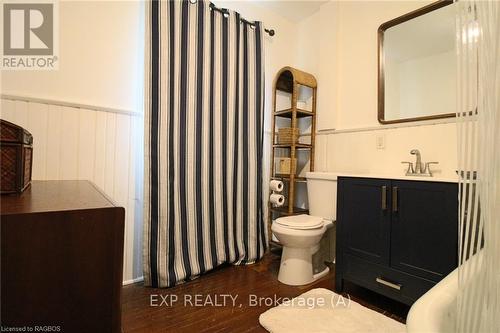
343, 254, 436, 305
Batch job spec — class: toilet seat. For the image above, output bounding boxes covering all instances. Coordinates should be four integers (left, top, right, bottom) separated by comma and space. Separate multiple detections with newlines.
275, 214, 324, 230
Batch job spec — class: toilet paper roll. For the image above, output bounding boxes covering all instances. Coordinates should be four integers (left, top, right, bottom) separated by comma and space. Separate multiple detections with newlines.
270, 194, 285, 207
269, 180, 284, 192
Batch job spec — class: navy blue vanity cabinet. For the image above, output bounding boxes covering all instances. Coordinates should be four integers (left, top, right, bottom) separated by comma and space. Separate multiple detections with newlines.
337, 178, 391, 266
390, 180, 458, 282
335, 177, 458, 305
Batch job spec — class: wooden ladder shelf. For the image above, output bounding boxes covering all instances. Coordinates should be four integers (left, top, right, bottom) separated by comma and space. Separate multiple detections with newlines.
268, 67, 317, 246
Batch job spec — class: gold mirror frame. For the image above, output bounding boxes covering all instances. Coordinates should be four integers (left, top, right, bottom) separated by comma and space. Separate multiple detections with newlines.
378, 0, 455, 124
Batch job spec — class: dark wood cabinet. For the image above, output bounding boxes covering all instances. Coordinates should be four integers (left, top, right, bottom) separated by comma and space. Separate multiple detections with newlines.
1, 180, 125, 332
336, 177, 458, 305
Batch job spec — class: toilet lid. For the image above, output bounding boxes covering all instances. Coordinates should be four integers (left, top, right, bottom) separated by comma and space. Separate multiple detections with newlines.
275, 214, 324, 230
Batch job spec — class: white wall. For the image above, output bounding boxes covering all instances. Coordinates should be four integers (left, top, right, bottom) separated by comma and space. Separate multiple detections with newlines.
295, 1, 339, 132
296, 1, 457, 179
1, 1, 144, 112
0, 1, 145, 284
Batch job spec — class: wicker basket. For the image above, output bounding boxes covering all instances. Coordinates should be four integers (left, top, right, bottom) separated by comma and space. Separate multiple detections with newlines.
0, 119, 33, 194
275, 157, 297, 175
277, 128, 299, 144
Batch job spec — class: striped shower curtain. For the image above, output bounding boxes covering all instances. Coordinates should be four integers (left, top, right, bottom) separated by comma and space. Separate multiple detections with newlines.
143, 0, 267, 288
456, 1, 500, 331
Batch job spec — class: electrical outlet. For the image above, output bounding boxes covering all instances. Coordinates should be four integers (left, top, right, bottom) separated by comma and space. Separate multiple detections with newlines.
376, 134, 386, 150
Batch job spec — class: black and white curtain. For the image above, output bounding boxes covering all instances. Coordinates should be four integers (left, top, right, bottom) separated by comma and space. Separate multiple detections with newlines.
144, 0, 267, 287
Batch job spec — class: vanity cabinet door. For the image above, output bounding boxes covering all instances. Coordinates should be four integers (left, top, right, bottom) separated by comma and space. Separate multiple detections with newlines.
390, 181, 458, 282
337, 178, 392, 266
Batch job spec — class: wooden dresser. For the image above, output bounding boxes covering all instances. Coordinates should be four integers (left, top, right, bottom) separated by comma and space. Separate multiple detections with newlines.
1, 180, 125, 332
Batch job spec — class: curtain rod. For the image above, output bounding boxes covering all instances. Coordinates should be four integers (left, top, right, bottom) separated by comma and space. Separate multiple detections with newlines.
206, 2, 275, 36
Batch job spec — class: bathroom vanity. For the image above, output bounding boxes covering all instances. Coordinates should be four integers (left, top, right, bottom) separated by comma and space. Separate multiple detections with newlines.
335, 176, 458, 305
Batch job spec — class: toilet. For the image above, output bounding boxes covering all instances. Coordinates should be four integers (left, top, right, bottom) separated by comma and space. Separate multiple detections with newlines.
272, 172, 337, 286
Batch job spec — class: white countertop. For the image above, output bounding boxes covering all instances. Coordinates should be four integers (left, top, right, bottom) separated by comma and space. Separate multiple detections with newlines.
306, 171, 458, 183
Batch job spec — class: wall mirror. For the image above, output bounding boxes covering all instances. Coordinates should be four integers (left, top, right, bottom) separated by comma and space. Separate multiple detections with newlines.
378, 0, 456, 124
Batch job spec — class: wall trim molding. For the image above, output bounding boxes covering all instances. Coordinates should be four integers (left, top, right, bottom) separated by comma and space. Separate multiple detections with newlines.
123, 276, 144, 286
1, 94, 143, 117
317, 117, 456, 135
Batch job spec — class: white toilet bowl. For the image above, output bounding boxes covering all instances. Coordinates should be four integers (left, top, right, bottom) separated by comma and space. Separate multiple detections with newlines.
271, 172, 338, 286
272, 214, 333, 286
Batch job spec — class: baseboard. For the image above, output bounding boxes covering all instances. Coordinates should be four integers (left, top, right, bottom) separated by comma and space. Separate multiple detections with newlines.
122, 276, 144, 286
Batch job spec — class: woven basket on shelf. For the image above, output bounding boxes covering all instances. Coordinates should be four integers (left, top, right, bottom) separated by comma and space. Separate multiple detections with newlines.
277, 127, 299, 144
275, 157, 297, 175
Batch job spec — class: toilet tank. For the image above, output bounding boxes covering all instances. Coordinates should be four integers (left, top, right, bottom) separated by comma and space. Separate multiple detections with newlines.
306, 172, 338, 221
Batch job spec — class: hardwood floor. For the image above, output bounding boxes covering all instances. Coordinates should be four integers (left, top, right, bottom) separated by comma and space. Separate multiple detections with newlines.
122, 251, 409, 333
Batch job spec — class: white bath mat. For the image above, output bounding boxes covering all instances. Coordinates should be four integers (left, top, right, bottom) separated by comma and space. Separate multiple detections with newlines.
259, 288, 405, 333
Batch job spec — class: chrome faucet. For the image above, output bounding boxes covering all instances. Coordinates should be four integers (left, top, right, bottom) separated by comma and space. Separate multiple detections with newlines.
410, 149, 423, 174
402, 149, 439, 177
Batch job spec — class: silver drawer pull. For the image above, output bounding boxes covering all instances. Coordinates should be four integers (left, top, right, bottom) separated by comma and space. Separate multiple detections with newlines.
376, 277, 402, 290
392, 186, 398, 212
381, 186, 387, 210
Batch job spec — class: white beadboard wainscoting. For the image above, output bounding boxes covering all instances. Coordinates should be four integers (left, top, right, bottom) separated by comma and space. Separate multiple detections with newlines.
313, 121, 458, 180
0, 96, 144, 284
